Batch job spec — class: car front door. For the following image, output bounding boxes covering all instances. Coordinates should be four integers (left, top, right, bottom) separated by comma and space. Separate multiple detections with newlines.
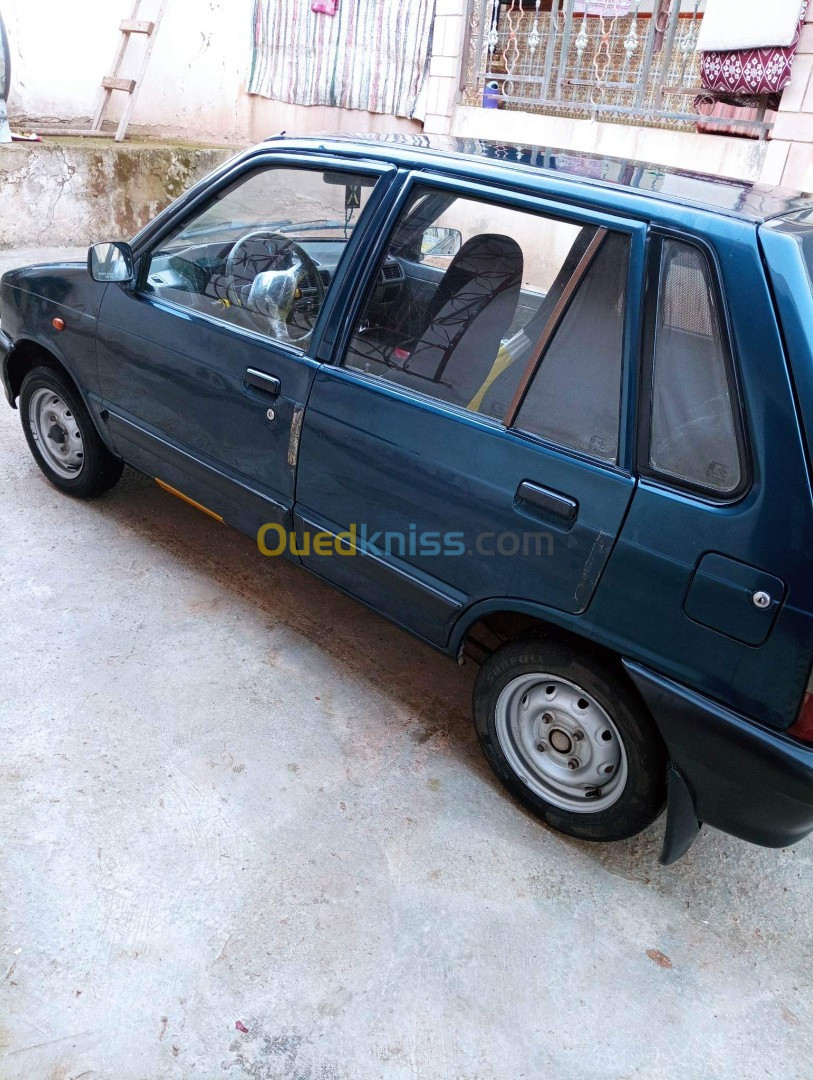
95, 155, 394, 536
293, 175, 646, 645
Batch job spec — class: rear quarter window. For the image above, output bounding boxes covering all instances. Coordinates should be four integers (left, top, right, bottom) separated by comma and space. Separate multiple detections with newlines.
647, 238, 743, 495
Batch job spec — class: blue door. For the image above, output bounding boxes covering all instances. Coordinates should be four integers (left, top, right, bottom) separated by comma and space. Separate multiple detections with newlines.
294, 176, 646, 645
95, 155, 394, 535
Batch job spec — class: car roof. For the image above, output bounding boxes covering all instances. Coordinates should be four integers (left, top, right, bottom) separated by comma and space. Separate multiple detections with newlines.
260, 132, 813, 225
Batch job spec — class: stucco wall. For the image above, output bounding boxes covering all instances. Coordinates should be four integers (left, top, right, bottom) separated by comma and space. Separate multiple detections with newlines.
3, 0, 420, 144
0, 140, 234, 248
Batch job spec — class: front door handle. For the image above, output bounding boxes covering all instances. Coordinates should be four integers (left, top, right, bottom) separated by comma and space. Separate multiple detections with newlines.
245, 368, 281, 397
516, 481, 578, 525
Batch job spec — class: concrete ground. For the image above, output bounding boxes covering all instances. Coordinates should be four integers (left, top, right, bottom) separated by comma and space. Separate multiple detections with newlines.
0, 249, 811, 1080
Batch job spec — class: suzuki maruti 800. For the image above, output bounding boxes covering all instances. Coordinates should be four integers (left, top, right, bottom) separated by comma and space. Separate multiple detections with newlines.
3, 136, 813, 863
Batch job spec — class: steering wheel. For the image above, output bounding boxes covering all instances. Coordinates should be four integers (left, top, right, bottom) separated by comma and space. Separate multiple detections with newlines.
225, 230, 325, 343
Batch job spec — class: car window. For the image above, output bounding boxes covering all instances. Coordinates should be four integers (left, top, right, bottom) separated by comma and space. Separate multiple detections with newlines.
649, 239, 742, 494
344, 186, 598, 417
513, 231, 629, 463
142, 166, 380, 350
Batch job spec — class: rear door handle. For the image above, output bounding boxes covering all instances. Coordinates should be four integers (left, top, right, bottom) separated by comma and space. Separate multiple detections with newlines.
516, 481, 578, 525
245, 368, 281, 397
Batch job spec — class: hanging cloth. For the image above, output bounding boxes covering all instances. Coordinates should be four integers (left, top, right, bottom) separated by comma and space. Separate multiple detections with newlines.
248, 0, 435, 119
699, 3, 807, 98
572, 1, 634, 14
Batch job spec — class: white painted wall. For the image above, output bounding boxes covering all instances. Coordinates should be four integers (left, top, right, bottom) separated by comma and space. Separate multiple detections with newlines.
3, 0, 419, 143
451, 105, 771, 183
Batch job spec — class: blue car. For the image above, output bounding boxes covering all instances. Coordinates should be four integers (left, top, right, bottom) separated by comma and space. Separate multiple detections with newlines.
2, 135, 812, 863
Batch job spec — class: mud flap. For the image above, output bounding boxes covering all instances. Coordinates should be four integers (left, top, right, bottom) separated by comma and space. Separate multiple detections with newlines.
660, 765, 701, 865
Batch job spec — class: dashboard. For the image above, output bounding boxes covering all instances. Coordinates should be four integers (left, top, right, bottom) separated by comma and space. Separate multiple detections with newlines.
148, 237, 405, 313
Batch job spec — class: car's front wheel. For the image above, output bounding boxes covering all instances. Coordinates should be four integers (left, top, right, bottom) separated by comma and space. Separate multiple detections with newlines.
19, 365, 123, 497
473, 636, 667, 842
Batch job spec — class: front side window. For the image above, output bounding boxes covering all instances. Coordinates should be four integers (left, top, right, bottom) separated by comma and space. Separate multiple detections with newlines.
648, 239, 742, 494
143, 166, 379, 349
342, 184, 629, 464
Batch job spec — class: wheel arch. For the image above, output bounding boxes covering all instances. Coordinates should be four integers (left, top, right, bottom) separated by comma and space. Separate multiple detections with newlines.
451, 599, 623, 672
5, 338, 117, 455
4, 337, 76, 408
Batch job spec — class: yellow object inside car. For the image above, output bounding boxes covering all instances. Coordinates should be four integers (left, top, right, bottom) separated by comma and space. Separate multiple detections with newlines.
468, 344, 515, 413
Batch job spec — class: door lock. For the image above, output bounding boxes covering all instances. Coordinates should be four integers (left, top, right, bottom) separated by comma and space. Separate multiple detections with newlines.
752, 590, 772, 610
266, 408, 276, 422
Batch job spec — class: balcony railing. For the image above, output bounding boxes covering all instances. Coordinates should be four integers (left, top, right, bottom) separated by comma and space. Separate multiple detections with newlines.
463, 0, 774, 138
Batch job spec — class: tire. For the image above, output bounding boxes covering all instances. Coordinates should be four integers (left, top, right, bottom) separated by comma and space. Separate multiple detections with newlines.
473, 635, 667, 842
19, 365, 123, 498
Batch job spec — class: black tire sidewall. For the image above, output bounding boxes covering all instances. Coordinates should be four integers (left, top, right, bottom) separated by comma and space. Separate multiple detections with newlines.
474, 637, 667, 842
19, 367, 121, 497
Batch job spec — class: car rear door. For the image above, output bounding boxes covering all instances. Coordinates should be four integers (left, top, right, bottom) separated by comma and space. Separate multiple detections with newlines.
293, 174, 646, 646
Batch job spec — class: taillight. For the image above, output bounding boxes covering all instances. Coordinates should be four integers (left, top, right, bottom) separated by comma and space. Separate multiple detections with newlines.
788, 690, 813, 745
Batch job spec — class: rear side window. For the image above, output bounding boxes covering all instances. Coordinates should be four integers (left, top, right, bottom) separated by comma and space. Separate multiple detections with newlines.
648, 239, 742, 494
341, 183, 630, 465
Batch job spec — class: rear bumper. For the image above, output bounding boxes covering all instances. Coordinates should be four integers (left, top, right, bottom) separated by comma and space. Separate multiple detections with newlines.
625, 661, 813, 851
0, 327, 15, 406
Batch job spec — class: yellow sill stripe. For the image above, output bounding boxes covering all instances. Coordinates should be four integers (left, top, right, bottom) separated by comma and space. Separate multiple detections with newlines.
154, 478, 224, 523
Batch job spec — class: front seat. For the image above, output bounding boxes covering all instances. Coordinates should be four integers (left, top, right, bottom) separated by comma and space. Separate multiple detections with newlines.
476, 224, 597, 420
385, 233, 524, 410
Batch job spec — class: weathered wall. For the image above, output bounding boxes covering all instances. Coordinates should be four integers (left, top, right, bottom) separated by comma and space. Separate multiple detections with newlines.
2, 0, 809, 193
0, 140, 234, 248
3, 0, 420, 144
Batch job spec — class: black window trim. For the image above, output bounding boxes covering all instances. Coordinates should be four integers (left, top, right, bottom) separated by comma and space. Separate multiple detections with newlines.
636, 227, 752, 504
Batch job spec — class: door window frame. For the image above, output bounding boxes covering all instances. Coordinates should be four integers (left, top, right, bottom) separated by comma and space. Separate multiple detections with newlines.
636, 228, 751, 503
328, 169, 648, 474
127, 152, 400, 360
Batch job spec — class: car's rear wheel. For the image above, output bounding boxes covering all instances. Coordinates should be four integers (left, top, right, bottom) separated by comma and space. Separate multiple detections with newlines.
473, 636, 667, 842
19, 366, 123, 497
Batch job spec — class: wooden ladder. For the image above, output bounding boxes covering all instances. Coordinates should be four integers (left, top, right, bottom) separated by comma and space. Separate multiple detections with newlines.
94, 0, 168, 141
37, 0, 168, 140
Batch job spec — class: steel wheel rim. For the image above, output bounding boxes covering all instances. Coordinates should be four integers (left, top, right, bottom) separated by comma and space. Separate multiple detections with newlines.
495, 673, 628, 813
28, 387, 85, 479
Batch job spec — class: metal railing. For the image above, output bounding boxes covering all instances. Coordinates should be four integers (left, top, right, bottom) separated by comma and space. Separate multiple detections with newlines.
463, 0, 774, 138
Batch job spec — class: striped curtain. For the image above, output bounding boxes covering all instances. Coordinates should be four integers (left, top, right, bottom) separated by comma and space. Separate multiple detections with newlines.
248, 0, 436, 119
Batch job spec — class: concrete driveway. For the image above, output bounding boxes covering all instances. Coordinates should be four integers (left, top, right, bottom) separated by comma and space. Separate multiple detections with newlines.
0, 249, 810, 1080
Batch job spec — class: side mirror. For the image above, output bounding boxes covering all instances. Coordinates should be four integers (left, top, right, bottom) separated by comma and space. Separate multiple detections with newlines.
88, 241, 134, 283
421, 226, 462, 258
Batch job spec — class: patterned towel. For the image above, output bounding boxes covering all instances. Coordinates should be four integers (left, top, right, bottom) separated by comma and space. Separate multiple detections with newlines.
700, 4, 806, 97
697, 0, 805, 52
